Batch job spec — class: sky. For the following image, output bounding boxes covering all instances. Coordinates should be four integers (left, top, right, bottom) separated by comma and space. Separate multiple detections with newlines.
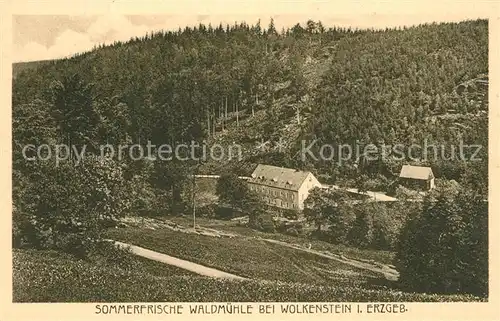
11, 1, 493, 63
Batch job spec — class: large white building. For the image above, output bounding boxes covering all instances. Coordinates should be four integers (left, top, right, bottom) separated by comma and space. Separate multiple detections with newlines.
247, 164, 322, 210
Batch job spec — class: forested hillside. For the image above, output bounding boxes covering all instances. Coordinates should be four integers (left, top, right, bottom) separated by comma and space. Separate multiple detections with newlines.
308, 22, 488, 183
12, 60, 53, 79
13, 19, 488, 196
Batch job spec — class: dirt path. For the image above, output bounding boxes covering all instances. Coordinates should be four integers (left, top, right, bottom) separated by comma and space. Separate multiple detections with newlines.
113, 241, 247, 281
260, 238, 400, 281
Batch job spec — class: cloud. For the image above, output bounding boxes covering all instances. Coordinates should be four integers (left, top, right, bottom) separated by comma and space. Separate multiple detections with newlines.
55, 29, 96, 55
14, 14, 155, 62
15, 41, 49, 62
87, 14, 152, 42
15, 29, 96, 62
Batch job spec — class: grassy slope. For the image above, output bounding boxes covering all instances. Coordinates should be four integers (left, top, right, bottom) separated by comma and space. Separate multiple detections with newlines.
106, 227, 382, 285
166, 216, 395, 265
13, 249, 482, 302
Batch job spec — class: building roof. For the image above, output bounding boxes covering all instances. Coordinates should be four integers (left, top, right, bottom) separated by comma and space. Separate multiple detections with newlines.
399, 165, 434, 180
247, 164, 312, 191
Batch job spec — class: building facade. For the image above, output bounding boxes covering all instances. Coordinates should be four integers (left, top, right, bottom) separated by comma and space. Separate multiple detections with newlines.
247, 164, 322, 210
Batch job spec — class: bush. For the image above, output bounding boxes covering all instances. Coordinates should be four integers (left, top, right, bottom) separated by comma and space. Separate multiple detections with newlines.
281, 209, 300, 220
91, 240, 138, 270
345, 201, 413, 251
215, 206, 237, 219
276, 221, 304, 237
148, 188, 174, 217
196, 204, 217, 218
285, 227, 299, 237
12, 208, 43, 249
215, 172, 248, 208
128, 173, 157, 217
395, 191, 488, 297
327, 202, 356, 244
254, 213, 276, 233
13, 156, 132, 257
59, 232, 102, 259
308, 229, 331, 242
348, 208, 374, 248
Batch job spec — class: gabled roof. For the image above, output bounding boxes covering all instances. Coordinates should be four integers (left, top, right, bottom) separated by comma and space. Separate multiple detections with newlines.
247, 164, 312, 191
399, 165, 434, 180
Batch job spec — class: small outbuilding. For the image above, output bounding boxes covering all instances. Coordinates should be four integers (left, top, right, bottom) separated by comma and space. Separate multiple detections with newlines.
398, 165, 435, 191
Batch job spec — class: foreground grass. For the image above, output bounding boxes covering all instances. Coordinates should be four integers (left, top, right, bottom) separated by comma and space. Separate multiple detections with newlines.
13, 249, 482, 302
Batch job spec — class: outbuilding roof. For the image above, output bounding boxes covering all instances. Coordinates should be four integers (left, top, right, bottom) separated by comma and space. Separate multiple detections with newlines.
399, 165, 434, 180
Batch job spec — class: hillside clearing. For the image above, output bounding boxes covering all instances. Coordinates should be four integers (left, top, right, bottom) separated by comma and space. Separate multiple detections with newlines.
162, 216, 396, 264
106, 226, 384, 285
115, 215, 398, 280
